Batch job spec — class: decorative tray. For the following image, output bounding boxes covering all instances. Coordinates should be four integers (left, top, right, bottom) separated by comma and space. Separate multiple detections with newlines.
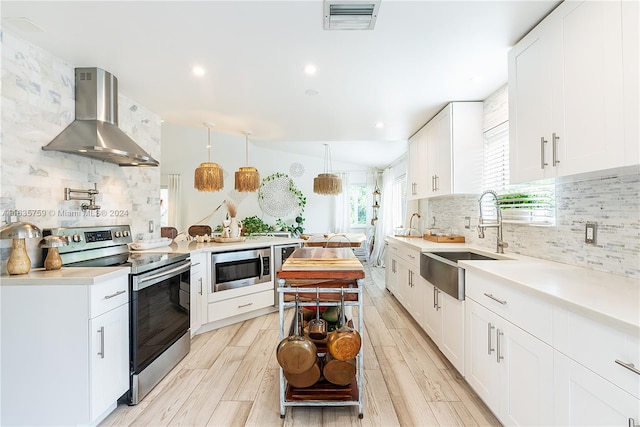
213, 236, 246, 243
423, 234, 465, 243
129, 238, 173, 250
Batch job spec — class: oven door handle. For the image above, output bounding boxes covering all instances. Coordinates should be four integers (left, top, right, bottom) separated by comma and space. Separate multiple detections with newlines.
259, 253, 264, 280
134, 261, 192, 290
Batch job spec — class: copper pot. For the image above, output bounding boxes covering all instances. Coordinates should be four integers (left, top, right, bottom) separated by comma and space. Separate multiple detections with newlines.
326, 290, 361, 361
276, 296, 318, 374
284, 356, 322, 388
323, 353, 356, 386
307, 294, 327, 341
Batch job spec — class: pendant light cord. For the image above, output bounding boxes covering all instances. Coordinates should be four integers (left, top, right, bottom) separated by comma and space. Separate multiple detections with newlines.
207, 126, 212, 162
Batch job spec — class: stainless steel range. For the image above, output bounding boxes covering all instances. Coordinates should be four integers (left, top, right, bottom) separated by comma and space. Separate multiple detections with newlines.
43, 225, 191, 405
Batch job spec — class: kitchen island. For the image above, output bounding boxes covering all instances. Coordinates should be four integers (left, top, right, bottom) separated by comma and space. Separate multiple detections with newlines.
276, 247, 365, 419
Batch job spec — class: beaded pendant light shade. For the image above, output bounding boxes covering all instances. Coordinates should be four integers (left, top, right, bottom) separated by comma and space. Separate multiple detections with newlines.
194, 123, 224, 192
313, 144, 342, 195
235, 132, 260, 192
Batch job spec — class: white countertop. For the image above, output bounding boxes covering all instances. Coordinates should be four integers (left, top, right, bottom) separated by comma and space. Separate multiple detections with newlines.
131, 235, 305, 255
386, 235, 640, 333
0, 266, 130, 286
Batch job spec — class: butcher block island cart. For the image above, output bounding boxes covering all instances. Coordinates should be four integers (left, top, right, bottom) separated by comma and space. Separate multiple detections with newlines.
276, 247, 365, 419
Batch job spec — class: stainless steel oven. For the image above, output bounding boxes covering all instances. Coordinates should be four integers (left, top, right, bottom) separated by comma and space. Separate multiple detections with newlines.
129, 254, 191, 405
211, 247, 271, 292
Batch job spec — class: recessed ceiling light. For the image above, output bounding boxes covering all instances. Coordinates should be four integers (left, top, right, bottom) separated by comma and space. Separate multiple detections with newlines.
305, 89, 319, 96
304, 64, 317, 75
192, 66, 205, 77
375, 122, 384, 128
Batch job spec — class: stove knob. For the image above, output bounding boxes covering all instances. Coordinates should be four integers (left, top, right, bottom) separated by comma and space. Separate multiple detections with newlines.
123, 230, 130, 237
72, 234, 82, 243
114, 231, 122, 238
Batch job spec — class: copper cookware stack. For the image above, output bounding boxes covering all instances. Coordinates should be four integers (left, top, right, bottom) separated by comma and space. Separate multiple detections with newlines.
323, 289, 361, 386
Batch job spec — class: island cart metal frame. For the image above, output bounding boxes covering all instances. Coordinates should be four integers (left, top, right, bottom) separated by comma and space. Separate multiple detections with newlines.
277, 279, 364, 419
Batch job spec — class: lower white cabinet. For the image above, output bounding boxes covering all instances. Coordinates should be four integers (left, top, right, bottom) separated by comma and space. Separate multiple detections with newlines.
1, 274, 130, 426
89, 303, 130, 418
554, 350, 640, 426
424, 283, 465, 375
190, 251, 208, 336
465, 298, 554, 426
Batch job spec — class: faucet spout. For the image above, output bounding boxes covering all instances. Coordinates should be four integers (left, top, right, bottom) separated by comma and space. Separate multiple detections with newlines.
478, 190, 507, 254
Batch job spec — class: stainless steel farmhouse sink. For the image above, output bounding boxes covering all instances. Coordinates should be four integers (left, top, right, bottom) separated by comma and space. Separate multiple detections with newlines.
420, 251, 510, 300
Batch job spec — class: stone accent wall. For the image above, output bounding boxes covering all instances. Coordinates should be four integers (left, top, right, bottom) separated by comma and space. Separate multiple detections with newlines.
1, 30, 161, 272
418, 84, 640, 279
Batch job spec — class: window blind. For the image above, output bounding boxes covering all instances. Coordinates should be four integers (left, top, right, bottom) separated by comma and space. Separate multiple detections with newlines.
483, 122, 556, 226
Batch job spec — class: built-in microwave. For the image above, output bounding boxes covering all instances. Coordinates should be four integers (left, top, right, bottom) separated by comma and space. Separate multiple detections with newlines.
211, 247, 271, 292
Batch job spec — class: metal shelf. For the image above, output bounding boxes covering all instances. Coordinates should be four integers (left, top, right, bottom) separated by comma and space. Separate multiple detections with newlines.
277, 279, 364, 419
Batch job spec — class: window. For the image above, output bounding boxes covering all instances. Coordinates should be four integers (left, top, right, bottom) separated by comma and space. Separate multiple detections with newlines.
483, 122, 556, 225
349, 184, 367, 227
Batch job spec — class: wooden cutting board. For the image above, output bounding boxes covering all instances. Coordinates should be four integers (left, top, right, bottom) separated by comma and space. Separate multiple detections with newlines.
282, 248, 363, 271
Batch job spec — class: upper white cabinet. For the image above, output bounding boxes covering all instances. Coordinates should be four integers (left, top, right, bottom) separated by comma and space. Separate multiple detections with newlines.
407, 102, 483, 199
407, 125, 429, 200
509, 0, 638, 183
427, 102, 484, 197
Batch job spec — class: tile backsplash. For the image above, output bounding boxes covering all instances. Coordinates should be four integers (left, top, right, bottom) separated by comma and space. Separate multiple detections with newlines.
1, 30, 161, 273
420, 168, 639, 279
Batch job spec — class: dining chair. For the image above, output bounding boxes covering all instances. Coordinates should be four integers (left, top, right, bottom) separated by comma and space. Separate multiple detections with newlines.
324, 234, 352, 248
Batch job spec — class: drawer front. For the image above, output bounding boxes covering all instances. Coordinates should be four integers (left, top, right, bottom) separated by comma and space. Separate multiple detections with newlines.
554, 306, 640, 399
207, 289, 274, 322
387, 242, 420, 267
89, 277, 129, 318
465, 271, 552, 345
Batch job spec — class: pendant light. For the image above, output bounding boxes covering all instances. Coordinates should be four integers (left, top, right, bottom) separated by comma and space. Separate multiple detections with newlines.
194, 123, 224, 192
314, 144, 342, 195
234, 131, 260, 192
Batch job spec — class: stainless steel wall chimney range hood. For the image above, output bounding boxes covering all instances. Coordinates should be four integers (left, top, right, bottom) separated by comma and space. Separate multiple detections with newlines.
42, 67, 159, 167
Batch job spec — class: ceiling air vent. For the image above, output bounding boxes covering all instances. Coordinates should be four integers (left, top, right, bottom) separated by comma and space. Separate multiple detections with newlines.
323, 0, 381, 30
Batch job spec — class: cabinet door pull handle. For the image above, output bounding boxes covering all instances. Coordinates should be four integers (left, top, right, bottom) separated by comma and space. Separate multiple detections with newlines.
97, 326, 105, 359
433, 287, 438, 309
408, 254, 415, 259
629, 417, 638, 427
104, 289, 126, 299
488, 323, 495, 355
552, 133, 560, 166
238, 302, 254, 308
615, 359, 640, 376
496, 329, 504, 363
540, 137, 548, 169
484, 293, 507, 305
199, 278, 203, 295
434, 175, 439, 191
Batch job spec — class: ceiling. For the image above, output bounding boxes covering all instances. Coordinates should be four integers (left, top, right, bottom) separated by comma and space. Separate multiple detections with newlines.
1, 0, 560, 169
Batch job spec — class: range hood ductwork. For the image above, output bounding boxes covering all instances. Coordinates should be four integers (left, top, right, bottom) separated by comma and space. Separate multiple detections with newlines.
43, 67, 159, 167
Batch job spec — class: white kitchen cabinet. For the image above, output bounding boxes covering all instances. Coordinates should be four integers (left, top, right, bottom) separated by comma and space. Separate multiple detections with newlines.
554, 350, 640, 426
426, 102, 484, 197
385, 246, 399, 295
465, 298, 554, 426
90, 303, 130, 418
509, 0, 634, 183
190, 251, 208, 336
385, 242, 423, 325
1, 273, 130, 426
423, 282, 465, 375
407, 125, 428, 200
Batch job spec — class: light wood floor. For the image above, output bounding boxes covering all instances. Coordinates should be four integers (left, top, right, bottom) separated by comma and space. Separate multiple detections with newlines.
100, 266, 501, 427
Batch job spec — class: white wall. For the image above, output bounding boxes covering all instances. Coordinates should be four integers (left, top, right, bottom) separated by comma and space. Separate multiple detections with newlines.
160, 123, 374, 234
